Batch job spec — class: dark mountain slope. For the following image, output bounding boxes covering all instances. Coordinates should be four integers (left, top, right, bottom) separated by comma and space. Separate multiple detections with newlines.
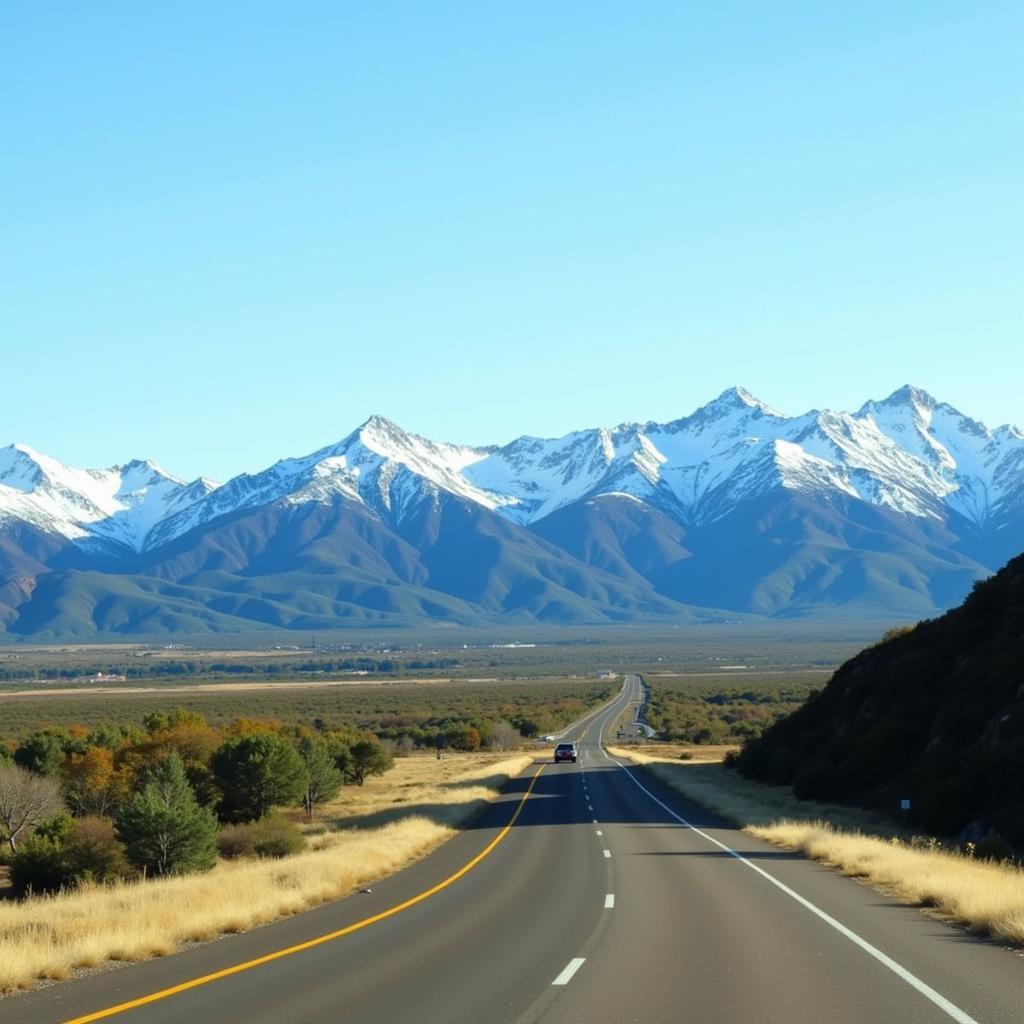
737, 550, 1024, 846
393, 492, 692, 622
0, 522, 94, 627
138, 494, 426, 585
657, 489, 988, 617
5, 567, 488, 637
529, 494, 692, 588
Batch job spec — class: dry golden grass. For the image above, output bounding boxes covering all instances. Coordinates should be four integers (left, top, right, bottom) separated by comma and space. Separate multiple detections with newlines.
607, 746, 890, 832
608, 746, 1024, 946
610, 741, 738, 763
0, 751, 532, 994
747, 820, 1024, 945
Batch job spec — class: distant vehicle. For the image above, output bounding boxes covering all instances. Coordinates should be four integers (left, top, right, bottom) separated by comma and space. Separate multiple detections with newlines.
542, 735, 556, 743
554, 742, 578, 763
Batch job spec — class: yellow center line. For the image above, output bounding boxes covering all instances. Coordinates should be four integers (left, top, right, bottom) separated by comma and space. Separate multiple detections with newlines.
65, 764, 547, 1024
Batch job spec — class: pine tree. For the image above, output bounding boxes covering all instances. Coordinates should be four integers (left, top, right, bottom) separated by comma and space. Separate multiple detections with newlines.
211, 733, 308, 822
115, 754, 218, 876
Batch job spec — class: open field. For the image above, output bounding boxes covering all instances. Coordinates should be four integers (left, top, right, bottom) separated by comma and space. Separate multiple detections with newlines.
0, 623, 877, 692
0, 750, 533, 995
610, 747, 1024, 946
0, 677, 614, 740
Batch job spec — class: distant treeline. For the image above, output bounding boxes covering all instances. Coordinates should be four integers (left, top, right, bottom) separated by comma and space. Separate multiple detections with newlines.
0, 657, 461, 683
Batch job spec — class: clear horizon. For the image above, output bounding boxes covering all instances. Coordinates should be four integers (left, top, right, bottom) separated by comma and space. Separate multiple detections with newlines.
4, 4, 1021, 481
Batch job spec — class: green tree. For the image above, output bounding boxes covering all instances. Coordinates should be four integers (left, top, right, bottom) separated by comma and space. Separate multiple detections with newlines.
345, 739, 394, 787
211, 733, 307, 822
324, 733, 353, 778
115, 754, 218, 876
296, 735, 343, 820
14, 730, 71, 776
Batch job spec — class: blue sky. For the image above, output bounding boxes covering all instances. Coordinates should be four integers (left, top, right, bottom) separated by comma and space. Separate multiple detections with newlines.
3, 2, 1021, 482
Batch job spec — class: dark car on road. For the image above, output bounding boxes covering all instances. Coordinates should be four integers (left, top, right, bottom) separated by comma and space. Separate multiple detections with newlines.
554, 742, 578, 763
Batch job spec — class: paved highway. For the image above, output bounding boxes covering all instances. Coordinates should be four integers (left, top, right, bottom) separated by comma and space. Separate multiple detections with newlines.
5, 675, 1021, 1023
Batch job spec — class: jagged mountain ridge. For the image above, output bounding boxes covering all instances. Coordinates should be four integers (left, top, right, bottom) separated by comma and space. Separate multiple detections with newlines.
0, 445, 217, 552
0, 386, 1021, 635
3, 386, 1021, 551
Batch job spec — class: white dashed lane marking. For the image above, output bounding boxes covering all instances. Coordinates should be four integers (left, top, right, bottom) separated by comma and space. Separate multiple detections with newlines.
552, 958, 586, 986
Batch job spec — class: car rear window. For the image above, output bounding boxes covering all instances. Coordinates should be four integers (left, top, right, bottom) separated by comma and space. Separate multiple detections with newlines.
556, 744, 574, 751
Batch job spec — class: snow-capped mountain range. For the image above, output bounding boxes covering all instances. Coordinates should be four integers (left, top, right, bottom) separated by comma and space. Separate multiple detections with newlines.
1, 386, 1021, 635
3, 386, 1021, 552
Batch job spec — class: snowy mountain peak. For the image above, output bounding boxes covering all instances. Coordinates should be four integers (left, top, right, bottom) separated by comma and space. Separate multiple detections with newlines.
3, 387, 1021, 557
881, 384, 939, 412
0, 444, 47, 491
350, 414, 408, 448
117, 457, 179, 478
0, 446, 218, 552
702, 386, 782, 418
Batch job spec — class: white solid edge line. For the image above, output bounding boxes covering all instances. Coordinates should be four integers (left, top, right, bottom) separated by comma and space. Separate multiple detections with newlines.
609, 758, 979, 1024
604, 893, 615, 909
603, 849, 611, 859
552, 957, 586, 986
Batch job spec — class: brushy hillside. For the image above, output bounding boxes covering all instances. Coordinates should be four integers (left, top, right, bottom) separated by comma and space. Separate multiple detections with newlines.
737, 550, 1024, 847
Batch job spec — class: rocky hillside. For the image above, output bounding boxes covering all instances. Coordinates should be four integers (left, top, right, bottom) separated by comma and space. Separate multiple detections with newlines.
737, 551, 1024, 847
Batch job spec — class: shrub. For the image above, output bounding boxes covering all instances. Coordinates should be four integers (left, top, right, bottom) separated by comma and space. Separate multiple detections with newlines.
253, 816, 305, 858
486, 722, 522, 752
216, 822, 259, 859
64, 816, 130, 883
217, 815, 305, 859
11, 835, 68, 896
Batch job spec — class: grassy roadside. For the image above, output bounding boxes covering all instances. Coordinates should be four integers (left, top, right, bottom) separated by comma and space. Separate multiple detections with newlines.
0, 751, 533, 995
608, 746, 1024, 947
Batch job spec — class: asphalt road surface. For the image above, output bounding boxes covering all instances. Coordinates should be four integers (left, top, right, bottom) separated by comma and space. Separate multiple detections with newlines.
5, 675, 1022, 1024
